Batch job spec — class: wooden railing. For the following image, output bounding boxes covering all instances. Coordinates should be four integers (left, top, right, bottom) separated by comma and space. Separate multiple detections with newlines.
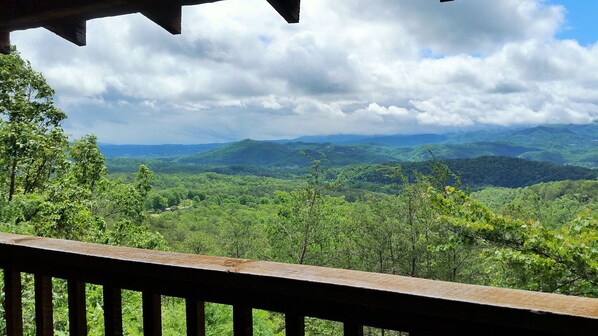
1, 232, 597, 335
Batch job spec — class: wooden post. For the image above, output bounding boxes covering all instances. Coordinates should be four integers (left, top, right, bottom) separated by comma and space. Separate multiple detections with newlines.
4, 269, 23, 336
68, 280, 87, 336
104, 286, 123, 336
233, 305, 253, 336
344, 323, 363, 336
185, 299, 206, 336
285, 314, 304, 336
142, 292, 162, 336
34, 274, 53, 336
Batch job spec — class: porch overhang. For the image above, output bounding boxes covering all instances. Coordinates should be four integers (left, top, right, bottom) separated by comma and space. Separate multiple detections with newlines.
0, 0, 302, 53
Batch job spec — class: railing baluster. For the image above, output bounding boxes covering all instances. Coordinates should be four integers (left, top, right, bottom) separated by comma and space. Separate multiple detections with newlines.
344, 322, 363, 336
68, 280, 87, 335
142, 292, 162, 336
285, 314, 304, 336
185, 298, 206, 336
103, 286, 123, 336
233, 305, 253, 336
4, 269, 23, 336
34, 274, 53, 336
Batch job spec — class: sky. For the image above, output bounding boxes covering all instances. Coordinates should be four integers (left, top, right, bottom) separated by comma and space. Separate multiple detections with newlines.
10, 0, 598, 144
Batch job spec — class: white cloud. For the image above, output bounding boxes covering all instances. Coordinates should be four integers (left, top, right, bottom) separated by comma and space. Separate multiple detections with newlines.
8, 0, 598, 143
140, 100, 159, 110
261, 95, 283, 110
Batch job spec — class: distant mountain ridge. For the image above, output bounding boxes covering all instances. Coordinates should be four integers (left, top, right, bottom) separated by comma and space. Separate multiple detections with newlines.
100, 123, 598, 168
175, 139, 396, 167
99, 143, 224, 158
290, 134, 449, 146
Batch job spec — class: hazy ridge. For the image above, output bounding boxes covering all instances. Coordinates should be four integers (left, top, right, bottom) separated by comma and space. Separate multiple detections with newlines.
102, 123, 598, 169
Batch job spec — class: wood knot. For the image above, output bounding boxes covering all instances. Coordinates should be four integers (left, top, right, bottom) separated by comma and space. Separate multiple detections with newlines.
224, 259, 244, 267
12, 236, 42, 244
223, 259, 251, 270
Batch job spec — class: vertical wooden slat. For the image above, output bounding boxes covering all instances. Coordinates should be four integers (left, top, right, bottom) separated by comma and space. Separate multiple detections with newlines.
344, 323, 363, 336
285, 314, 304, 336
233, 305, 253, 336
4, 269, 23, 336
68, 280, 87, 336
34, 274, 53, 336
142, 292, 162, 336
185, 299, 205, 336
103, 286, 123, 336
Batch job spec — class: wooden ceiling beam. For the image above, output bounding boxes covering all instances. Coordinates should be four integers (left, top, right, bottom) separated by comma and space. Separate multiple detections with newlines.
141, 3, 183, 35
1, 1, 129, 32
0, 0, 454, 54
0, 1, 220, 32
44, 19, 87, 46
0, 1, 221, 54
266, 0, 300, 24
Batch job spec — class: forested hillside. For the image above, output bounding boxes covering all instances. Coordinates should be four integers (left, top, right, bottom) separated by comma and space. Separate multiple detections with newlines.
337, 156, 597, 190
175, 139, 396, 166
141, 166, 598, 300
107, 154, 597, 190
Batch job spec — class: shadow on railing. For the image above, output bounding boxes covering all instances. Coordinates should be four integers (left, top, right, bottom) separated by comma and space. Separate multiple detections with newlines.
1, 232, 597, 335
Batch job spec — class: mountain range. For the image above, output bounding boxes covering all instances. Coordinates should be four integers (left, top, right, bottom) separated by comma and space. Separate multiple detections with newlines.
101, 123, 598, 169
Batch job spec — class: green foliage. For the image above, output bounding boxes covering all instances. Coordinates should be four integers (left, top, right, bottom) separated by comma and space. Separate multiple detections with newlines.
269, 157, 333, 265
474, 180, 598, 228
0, 48, 68, 203
430, 186, 598, 296
0, 51, 153, 242
335, 157, 597, 192
69, 135, 107, 191
140, 162, 597, 299
0, 49, 169, 335
108, 154, 597, 194
135, 165, 153, 199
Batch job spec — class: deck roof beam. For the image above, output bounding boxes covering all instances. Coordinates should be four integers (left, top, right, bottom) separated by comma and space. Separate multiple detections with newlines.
0, 0, 304, 54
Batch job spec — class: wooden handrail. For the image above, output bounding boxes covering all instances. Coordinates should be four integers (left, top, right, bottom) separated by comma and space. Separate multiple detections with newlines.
1, 232, 597, 335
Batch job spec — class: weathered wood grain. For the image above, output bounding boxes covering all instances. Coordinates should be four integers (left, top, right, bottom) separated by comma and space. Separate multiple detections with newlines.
1, 233, 596, 335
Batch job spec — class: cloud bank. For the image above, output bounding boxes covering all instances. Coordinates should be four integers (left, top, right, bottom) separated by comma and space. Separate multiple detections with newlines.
11, 0, 598, 144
